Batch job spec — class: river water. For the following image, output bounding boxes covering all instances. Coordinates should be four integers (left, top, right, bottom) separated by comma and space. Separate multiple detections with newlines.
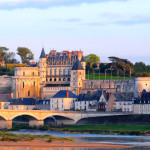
3, 130, 150, 150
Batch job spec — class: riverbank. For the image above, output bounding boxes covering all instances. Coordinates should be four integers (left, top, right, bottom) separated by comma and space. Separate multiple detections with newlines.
50, 124, 150, 136
0, 132, 134, 149
0, 140, 134, 149
11, 123, 150, 136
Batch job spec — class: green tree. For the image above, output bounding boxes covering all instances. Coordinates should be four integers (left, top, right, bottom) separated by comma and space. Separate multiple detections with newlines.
92, 63, 97, 69
0, 47, 9, 61
5, 52, 19, 64
133, 62, 146, 73
85, 54, 100, 63
17, 47, 34, 64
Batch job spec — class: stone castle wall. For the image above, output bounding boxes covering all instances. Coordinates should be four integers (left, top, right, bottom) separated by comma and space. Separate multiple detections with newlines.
82, 79, 135, 94
0, 76, 12, 94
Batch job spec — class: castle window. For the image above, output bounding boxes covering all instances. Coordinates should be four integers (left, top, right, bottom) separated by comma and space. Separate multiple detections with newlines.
23, 72, 25, 76
80, 72, 81, 75
28, 91, 30, 96
33, 72, 34, 76
34, 81, 35, 87
23, 82, 24, 88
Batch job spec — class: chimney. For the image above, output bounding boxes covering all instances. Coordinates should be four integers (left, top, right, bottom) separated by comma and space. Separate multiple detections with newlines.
66, 91, 69, 98
140, 92, 142, 98
11, 92, 13, 99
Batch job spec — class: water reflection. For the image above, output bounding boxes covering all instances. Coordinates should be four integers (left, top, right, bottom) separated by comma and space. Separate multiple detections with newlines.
10, 130, 150, 149
0, 148, 135, 150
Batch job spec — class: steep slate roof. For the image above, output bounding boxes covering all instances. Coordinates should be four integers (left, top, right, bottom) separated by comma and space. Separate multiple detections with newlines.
36, 100, 50, 105
10, 98, 36, 105
81, 56, 85, 62
52, 90, 77, 98
71, 58, 84, 70
40, 48, 46, 58
0, 94, 11, 102
77, 90, 107, 101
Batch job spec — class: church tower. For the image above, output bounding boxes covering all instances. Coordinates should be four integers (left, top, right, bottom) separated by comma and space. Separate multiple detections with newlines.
81, 56, 86, 70
71, 59, 85, 95
39, 48, 47, 84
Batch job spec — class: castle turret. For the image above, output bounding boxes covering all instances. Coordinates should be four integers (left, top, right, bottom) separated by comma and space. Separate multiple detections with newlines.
39, 48, 47, 84
71, 59, 85, 95
81, 56, 86, 70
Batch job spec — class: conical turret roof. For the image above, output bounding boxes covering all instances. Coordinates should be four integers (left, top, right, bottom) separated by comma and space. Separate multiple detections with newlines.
72, 58, 84, 70
40, 48, 46, 58
81, 56, 85, 62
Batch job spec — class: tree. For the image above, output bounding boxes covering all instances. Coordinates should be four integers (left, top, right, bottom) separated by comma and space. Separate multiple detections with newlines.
5, 52, 19, 64
108, 56, 134, 76
92, 63, 97, 69
133, 62, 146, 73
0, 47, 9, 61
17, 47, 34, 64
85, 54, 100, 63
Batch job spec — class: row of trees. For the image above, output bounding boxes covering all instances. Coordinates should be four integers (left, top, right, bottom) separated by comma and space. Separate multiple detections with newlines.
0, 47, 34, 64
84, 54, 150, 77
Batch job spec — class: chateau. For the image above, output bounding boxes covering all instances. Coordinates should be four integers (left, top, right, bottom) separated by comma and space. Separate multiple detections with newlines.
0, 49, 150, 101
12, 49, 86, 99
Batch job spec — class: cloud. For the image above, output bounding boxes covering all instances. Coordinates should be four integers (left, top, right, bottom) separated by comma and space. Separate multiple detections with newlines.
0, 0, 129, 10
114, 14, 150, 25
84, 22, 105, 26
65, 18, 81, 22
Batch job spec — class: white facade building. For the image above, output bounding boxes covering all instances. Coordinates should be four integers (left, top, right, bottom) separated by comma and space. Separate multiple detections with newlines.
50, 90, 77, 111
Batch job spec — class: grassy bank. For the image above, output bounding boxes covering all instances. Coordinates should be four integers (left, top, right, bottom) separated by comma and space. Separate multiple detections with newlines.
86, 74, 134, 80
50, 125, 150, 136
10, 123, 150, 136
0, 132, 74, 142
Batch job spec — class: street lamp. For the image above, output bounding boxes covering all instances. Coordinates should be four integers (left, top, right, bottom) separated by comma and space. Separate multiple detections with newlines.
124, 68, 126, 79
105, 69, 107, 80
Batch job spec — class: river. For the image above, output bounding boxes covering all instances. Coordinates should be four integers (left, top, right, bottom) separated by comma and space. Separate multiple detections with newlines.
2, 130, 150, 150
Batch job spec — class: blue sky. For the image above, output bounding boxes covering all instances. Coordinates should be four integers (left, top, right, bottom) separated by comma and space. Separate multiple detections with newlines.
0, 0, 150, 64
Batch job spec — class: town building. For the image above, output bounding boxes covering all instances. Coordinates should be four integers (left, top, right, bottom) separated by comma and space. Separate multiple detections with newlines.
9, 98, 36, 110
35, 100, 50, 110
50, 90, 77, 111
113, 99, 133, 112
75, 90, 103, 111
0, 94, 12, 109
133, 90, 150, 114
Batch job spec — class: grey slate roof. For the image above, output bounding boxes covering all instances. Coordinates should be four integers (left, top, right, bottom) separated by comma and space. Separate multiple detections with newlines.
10, 98, 36, 105
52, 90, 77, 98
77, 90, 107, 101
40, 48, 46, 58
36, 100, 50, 105
0, 94, 11, 102
71, 58, 84, 70
81, 56, 85, 62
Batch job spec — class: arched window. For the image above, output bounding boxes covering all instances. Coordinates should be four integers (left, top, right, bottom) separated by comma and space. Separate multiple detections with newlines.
50, 78, 52, 81
54, 78, 56, 81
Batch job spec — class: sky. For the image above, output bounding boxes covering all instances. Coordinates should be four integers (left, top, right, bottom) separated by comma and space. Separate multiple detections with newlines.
0, 0, 150, 64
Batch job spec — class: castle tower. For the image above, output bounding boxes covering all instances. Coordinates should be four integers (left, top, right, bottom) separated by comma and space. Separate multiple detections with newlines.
81, 56, 86, 70
71, 59, 85, 95
39, 48, 47, 84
